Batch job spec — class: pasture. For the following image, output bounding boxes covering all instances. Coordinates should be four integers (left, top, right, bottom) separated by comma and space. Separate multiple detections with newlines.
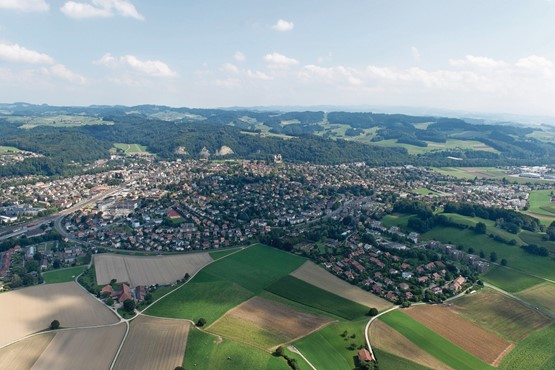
115, 316, 189, 370
0, 333, 54, 370
207, 296, 331, 350
113, 143, 151, 155
404, 305, 512, 365
499, 324, 555, 369
0, 282, 118, 347
32, 324, 126, 370
290, 261, 391, 311
266, 275, 370, 320
145, 278, 253, 324
7, 115, 113, 129
482, 266, 542, 293
42, 265, 87, 284
373, 349, 432, 370
94, 252, 213, 287
517, 283, 555, 317
380, 310, 492, 370
369, 319, 451, 370
450, 288, 552, 342
440, 213, 525, 245
525, 190, 555, 217
0, 146, 21, 154
184, 327, 289, 370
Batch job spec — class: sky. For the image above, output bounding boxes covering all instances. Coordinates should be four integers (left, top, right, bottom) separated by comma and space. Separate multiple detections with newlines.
1, 0, 555, 117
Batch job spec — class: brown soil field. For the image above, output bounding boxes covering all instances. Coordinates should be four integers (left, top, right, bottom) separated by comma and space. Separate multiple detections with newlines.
405, 305, 513, 365
290, 261, 391, 311
33, 324, 126, 370
451, 288, 551, 342
0, 333, 55, 370
517, 283, 555, 317
370, 320, 452, 370
94, 252, 213, 287
208, 296, 332, 349
114, 316, 189, 370
0, 282, 119, 347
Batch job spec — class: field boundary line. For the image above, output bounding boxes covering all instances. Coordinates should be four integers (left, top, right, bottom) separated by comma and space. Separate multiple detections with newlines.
288, 345, 317, 370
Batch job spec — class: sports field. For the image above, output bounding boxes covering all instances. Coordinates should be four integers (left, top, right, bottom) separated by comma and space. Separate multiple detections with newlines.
450, 288, 551, 342
207, 296, 331, 350
115, 316, 189, 370
42, 265, 87, 284
290, 261, 391, 311
380, 310, 492, 370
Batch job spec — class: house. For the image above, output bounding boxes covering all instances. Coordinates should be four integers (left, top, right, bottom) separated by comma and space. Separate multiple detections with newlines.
358, 349, 373, 363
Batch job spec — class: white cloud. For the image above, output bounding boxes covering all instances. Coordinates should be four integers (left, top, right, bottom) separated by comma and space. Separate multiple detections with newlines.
449, 55, 506, 68
0, 0, 49, 12
246, 69, 272, 80
264, 52, 298, 68
222, 63, 239, 73
46, 64, 87, 84
233, 51, 246, 62
96, 53, 176, 77
61, 0, 143, 20
272, 19, 294, 32
411, 46, 421, 62
0, 42, 54, 64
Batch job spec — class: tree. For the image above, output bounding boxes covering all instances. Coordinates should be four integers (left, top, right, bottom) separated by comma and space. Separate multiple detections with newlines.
123, 298, 136, 312
501, 258, 508, 266
175, 367, 185, 370
184, 273, 190, 281
196, 318, 207, 327
474, 222, 488, 234
368, 308, 379, 316
490, 251, 498, 262
50, 320, 60, 330
105, 297, 114, 306
274, 346, 285, 357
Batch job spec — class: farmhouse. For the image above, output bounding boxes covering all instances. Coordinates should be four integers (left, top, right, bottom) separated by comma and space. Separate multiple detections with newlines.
358, 349, 373, 363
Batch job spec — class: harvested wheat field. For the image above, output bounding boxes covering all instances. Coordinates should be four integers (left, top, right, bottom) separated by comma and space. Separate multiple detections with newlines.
207, 296, 332, 349
33, 324, 126, 370
291, 261, 391, 311
405, 305, 513, 365
94, 252, 213, 287
0, 282, 118, 347
0, 333, 55, 370
114, 316, 189, 370
450, 288, 551, 342
370, 319, 452, 370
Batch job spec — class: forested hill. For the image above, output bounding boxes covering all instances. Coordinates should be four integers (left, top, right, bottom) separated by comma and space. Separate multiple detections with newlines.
0, 103, 554, 176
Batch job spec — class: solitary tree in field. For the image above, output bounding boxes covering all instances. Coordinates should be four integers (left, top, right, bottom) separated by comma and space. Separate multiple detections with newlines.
475, 222, 487, 234
50, 320, 60, 330
196, 318, 207, 327
368, 308, 379, 316
274, 346, 285, 357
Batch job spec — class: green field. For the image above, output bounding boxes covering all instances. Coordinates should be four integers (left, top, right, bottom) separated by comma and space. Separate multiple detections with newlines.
184, 327, 290, 370
7, 115, 113, 129
0, 146, 21, 154
441, 213, 525, 245
519, 230, 555, 253
113, 143, 151, 155
294, 320, 367, 370
482, 265, 543, 293
413, 188, 440, 196
499, 324, 555, 369
145, 278, 253, 324
381, 310, 492, 370
42, 265, 88, 284
524, 190, 555, 219
266, 276, 369, 320
209, 248, 242, 260
381, 213, 414, 228
374, 349, 432, 370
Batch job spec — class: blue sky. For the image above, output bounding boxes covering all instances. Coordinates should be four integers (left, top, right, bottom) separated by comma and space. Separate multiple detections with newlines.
1, 0, 555, 116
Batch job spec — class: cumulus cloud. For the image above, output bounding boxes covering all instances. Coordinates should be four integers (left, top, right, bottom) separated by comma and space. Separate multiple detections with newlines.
0, 0, 49, 12
0, 42, 54, 64
264, 52, 298, 68
272, 19, 294, 32
222, 63, 239, 74
46, 64, 87, 83
233, 51, 246, 62
61, 0, 143, 20
96, 53, 176, 77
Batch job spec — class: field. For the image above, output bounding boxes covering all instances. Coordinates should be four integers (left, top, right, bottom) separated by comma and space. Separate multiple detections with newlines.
517, 283, 555, 317
42, 265, 87, 284
207, 296, 331, 349
0, 146, 21, 154
369, 319, 451, 370
266, 275, 370, 320
209, 247, 242, 260
380, 310, 492, 370
353, 138, 498, 155
32, 325, 126, 370
145, 278, 253, 324
94, 252, 213, 287
404, 305, 512, 365
482, 265, 543, 293
6, 115, 113, 129
0, 333, 55, 370
525, 190, 555, 217
184, 327, 290, 370
0, 282, 119, 347
373, 349, 432, 370
499, 324, 555, 369
450, 288, 552, 342
290, 261, 391, 311
432, 167, 512, 180
294, 320, 368, 370
114, 316, 189, 370
113, 143, 151, 155
440, 213, 526, 246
